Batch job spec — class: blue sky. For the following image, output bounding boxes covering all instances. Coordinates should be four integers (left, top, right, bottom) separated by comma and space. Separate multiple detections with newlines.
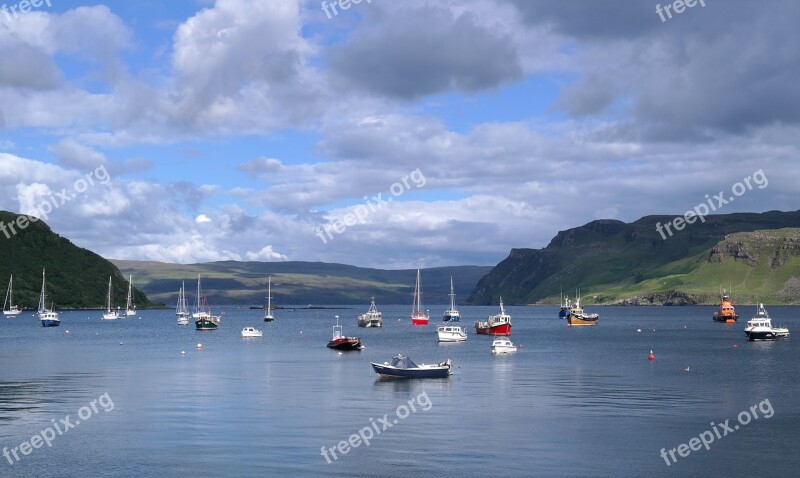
1, 0, 798, 267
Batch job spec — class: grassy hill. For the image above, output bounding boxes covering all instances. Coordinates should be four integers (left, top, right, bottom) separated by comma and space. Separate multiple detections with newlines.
0, 211, 152, 309
469, 211, 800, 305
113, 260, 492, 306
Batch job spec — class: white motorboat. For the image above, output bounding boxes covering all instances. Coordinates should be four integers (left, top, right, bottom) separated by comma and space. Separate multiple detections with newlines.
101, 277, 121, 320
491, 337, 517, 354
241, 327, 263, 338
744, 303, 789, 341
3, 275, 22, 316
436, 325, 467, 342
357, 296, 383, 327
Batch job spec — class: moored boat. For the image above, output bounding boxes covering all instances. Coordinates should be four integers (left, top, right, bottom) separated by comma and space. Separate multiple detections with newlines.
241, 326, 263, 338
410, 269, 429, 325
176, 281, 190, 325
744, 303, 788, 341
475, 297, 511, 335
357, 296, 382, 327
194, 275, 221, 330
442, 277, 460, 322
38, 270, 60, 327
566, 293, 599, 326
437, 325, 467, 342
713, 290, 739, 323
559, 291, 571, 319
491, 337, 517, 354
101, 277, 121, 320
370, 354, 452, 379
124, 275, 137, 316
264, 276, 274, 322
327, 315, 363, 350
3, 275, 22, 316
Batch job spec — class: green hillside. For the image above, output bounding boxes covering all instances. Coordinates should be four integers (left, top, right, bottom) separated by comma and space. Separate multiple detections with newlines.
469, 211, 800, 305
113, 260, 492, 306
0, 211, 152, 309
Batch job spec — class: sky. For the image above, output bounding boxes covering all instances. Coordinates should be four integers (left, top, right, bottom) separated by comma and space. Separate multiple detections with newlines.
1, 0, 798, 268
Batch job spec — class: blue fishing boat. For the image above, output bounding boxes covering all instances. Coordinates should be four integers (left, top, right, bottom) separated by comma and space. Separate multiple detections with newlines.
371, 354, 451, 379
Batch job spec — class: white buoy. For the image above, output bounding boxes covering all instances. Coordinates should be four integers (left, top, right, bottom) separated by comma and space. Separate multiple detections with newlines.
636, 328, 641, 333
197, 343, 203, 349
181, 351, 186, 355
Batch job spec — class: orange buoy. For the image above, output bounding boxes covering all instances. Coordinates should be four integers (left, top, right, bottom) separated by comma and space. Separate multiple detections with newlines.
648, 350, 655, 361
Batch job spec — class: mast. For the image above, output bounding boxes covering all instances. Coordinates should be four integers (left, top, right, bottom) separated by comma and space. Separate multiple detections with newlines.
106, 277, 113, 313
449, 276, 456, 310
39, 270, 46, 313
126, 275, 134, 312
3, 275, 10, 311
196, 274, 202, 313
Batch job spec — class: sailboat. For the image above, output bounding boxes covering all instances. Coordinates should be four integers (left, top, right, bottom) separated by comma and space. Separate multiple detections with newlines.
124, 275, 137, 316
411, 269, 429, 325
3, 275, 22, 316
193, 274, 221, 330
264, 276, 274, 322
176, 281, 190, 325
38, 269, 60, 327
101, 276, 121, 320
442, 276, 460, 322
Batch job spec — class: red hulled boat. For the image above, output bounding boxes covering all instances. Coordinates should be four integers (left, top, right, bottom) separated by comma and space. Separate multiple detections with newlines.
410, 269, 429, 326
326, 315, 363, 350
475, 297, 511, 336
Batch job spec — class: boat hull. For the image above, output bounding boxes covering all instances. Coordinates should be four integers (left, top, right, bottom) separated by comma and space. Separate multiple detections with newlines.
713, 315, 738, 323
41, 319, 60, 327
492, 346, 517, 354
195, 319, 219, 330
475, 323, 511, 336
3, 310, 22, 316
567, 314, 599, 326
327, 338, 363, 350
746, 330, 789, 341
370, 363, 451, 379
411, 317, 429, 326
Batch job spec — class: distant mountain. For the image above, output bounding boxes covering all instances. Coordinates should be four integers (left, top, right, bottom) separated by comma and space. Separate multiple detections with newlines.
0, 211, 152, 309
113, 260, 492, 306
469, 210, 800, 305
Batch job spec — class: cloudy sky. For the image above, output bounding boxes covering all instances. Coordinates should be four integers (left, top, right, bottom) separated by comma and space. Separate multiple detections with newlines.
1, 0, 798, 268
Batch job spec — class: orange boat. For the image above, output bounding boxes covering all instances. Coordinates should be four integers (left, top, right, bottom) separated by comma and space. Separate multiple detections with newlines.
712, 292, 738, 323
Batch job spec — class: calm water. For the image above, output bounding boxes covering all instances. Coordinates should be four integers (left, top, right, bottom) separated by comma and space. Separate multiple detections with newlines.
1, 305, 799, 477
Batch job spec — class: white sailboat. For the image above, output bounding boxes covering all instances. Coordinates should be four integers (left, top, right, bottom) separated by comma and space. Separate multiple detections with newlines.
124, 275, 137, 316
176, 281, 190, 325
38, 269, 60, 327
264, 276, 274, 322
101, 276, 121, 320
3, 275, 22, 316
442, 276, 460, 322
